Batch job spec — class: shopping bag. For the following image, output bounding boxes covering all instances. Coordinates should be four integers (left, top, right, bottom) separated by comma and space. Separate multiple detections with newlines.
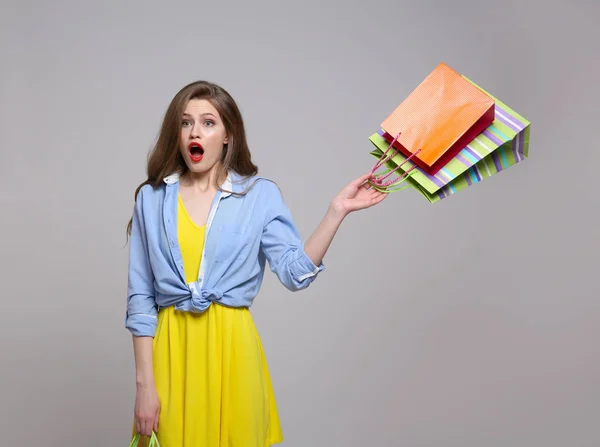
368, 77, 530, 203
129, 431, 160, 447
380, 62, 495, 176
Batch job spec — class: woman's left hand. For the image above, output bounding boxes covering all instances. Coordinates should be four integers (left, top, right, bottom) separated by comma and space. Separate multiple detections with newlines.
330, 173, 388, 217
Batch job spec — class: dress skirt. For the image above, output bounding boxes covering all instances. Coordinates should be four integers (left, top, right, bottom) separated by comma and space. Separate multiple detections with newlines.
137, 304, 283, 446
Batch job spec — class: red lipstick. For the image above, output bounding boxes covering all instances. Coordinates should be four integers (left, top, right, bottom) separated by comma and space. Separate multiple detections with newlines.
188, 142, 204, 163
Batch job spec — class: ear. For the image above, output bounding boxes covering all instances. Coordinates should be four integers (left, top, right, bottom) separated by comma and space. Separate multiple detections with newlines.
224, 134, 229, 144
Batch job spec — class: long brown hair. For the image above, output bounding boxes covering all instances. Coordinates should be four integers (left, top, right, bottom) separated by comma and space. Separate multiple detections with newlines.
126, 80, 258, 236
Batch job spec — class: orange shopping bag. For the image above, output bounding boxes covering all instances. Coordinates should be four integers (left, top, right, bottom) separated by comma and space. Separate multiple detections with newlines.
381, 62, 495, 176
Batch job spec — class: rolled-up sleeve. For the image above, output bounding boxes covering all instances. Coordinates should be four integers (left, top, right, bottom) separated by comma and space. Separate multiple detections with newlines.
260, 181, 325, 291
125, 187, 158, 337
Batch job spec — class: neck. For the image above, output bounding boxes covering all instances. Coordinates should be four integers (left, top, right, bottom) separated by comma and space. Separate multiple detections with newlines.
181, 165, 225, 192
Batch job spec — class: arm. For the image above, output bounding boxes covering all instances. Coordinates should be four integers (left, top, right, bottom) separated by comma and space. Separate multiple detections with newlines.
260, 173, 386, 291
133, 336, 155, 390
303, 206, 346, 267
125, 187, 160, 435
260, 182, 325, 291
125, 186, 159, 337
132, 336, 160, 436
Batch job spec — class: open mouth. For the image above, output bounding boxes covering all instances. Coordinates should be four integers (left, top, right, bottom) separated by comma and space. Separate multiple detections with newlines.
188, 142, 204, 163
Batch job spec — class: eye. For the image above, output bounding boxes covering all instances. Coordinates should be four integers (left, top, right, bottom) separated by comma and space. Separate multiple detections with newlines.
204, 120, 215, 127
182, 120, 192, 127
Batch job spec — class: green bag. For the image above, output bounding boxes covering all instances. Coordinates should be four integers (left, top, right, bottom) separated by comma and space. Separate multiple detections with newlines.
129, 432, 160, 447
369, 77, 530, 203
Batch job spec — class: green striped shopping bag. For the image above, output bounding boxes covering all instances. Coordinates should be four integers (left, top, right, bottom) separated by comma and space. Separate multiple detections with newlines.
368, 78, 530, 203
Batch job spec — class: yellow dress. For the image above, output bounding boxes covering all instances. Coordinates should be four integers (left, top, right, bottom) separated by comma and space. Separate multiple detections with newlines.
138, 194, 283, 446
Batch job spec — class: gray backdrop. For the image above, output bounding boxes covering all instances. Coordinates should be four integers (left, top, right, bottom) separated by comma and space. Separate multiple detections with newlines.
2, 0, 599, 446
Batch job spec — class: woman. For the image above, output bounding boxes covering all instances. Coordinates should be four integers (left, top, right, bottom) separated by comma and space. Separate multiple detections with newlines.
125, 80, 387, 446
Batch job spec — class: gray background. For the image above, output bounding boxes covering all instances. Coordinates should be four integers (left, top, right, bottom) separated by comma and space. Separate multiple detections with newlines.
1, 0, 599, 446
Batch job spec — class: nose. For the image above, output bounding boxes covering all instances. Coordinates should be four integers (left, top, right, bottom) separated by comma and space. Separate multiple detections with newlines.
190, 122, 203, 139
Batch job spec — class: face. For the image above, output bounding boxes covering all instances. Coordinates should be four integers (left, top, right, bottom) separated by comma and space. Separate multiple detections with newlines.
179, 98, 229, 175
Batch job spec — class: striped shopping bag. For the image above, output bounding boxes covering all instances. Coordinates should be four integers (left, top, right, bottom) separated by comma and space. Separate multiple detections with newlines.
368, 77, 530, 203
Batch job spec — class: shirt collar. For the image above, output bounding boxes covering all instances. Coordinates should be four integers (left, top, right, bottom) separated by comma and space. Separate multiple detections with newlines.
163, 170, 248, 196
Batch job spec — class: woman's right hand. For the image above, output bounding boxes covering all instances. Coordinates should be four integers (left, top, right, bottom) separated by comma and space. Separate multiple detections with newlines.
134, 383, 160, 437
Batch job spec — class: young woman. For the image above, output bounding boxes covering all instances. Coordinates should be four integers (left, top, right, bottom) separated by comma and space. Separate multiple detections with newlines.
125, 80, 387, 446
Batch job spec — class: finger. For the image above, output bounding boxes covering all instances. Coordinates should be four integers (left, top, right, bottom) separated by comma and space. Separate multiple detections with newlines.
144, 418, 152, 437
364, 192, 387, 207
368, 189, 383, 199
154, 409, 160, 432
147, 417, 154, 436
374, 193, 388, 204
135, 416, 141, 435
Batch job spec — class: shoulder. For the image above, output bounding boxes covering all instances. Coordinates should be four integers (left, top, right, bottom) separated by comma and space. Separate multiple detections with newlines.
140, 182, 166, 198
246, 176, 283, 201
228, 171, 281, 198
134, 182, 166, 211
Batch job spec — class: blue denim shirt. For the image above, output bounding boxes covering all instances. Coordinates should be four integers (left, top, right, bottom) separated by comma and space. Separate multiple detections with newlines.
125, 170, 325, 337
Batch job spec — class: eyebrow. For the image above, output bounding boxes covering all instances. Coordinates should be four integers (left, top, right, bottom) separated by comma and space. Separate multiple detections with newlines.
182, 112, 216, 118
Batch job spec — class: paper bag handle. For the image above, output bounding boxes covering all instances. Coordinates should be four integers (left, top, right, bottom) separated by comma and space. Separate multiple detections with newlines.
129, 431, 160, 447
369, 132, 419, 192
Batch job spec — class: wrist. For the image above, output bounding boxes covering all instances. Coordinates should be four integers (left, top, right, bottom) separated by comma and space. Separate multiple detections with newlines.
327, 202, 348, 222
136, 375, 155, 389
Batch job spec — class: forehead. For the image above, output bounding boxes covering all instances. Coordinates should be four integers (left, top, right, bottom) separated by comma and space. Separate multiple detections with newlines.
183, 98, 220, 117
